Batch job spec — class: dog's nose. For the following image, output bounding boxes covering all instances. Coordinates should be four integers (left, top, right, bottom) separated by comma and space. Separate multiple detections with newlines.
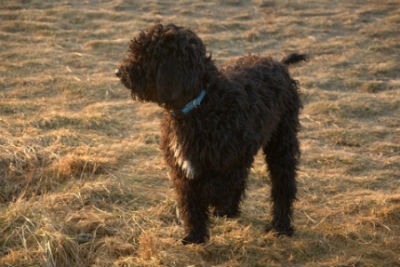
115, 68, 122, 78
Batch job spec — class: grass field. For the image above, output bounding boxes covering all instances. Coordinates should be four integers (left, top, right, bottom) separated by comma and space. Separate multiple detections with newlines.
1, 0, 399, 266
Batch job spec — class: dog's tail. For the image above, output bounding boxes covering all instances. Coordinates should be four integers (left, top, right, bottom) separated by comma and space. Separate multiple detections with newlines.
281, 53, 307, 65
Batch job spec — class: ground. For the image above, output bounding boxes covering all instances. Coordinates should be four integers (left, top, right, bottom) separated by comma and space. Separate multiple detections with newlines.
0, 0, 399, 266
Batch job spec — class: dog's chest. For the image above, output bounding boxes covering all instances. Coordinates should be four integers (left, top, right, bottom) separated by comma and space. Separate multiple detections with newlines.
168, 135, 196, 179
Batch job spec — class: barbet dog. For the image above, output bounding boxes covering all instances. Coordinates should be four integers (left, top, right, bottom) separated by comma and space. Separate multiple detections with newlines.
116, 23, 306, 244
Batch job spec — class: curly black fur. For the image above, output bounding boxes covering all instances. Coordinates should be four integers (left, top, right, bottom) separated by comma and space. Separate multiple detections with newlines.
116, 23, 306, 245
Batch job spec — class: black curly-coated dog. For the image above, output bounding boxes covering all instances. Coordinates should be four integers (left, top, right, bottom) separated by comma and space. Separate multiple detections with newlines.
116, 23, 306, 245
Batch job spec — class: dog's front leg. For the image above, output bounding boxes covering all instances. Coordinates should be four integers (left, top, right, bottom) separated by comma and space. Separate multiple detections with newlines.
174, 178, 210, 245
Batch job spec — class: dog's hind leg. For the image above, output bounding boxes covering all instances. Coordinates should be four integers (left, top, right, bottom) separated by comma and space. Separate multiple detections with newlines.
263, 117, 300, 236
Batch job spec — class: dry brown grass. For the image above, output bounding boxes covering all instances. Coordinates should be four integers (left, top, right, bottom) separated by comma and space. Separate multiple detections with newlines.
1, 0, 399, 266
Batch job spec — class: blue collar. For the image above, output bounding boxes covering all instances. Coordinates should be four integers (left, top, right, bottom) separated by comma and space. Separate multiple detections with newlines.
181, 89, 207, 114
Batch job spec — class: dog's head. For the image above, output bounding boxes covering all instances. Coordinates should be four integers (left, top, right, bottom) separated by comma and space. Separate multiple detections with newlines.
116, 23, 209, 110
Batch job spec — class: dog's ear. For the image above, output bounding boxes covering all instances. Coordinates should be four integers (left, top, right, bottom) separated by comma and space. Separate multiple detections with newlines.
156, 29, 205, 108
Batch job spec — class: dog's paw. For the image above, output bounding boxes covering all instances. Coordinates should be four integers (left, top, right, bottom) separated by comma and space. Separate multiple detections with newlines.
265, 223, 294, 237
181, 233, 209, 245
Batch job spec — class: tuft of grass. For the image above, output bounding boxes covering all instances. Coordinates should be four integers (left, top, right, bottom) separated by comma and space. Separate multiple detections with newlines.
360, 81, 388, 93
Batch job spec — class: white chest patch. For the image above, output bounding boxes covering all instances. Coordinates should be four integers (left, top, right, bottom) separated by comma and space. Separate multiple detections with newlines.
169, 137, 195, 179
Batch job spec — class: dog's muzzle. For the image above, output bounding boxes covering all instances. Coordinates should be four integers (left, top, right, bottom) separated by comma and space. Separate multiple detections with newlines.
115, 68, 122, 78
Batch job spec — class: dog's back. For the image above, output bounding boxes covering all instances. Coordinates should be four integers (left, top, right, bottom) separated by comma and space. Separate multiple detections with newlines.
219, 54, 304, 114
